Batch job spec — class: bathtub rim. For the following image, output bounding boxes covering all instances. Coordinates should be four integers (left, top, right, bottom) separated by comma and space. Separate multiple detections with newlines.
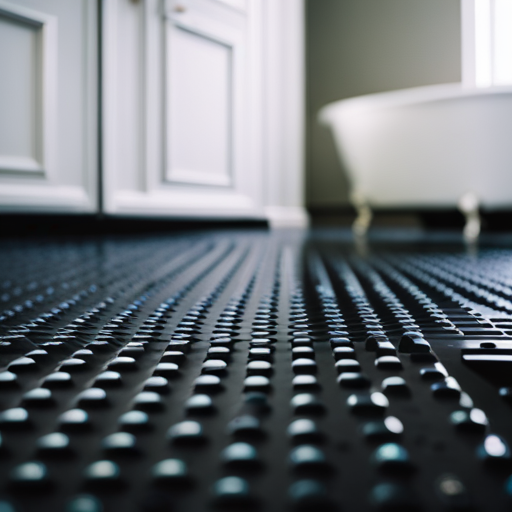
318, 82, 512, 124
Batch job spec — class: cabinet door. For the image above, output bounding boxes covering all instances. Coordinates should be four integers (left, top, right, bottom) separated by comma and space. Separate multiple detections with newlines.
0, 0, 97, 212
102, 0, 264, 218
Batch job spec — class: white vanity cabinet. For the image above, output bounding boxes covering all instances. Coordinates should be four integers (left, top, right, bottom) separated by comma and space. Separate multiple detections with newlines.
102, 0, 265, 218
0, 0, 98, 212
0, 0, 306, 224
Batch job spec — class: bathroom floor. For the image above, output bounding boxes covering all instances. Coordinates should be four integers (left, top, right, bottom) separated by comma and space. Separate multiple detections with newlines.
1, 228, 512, 512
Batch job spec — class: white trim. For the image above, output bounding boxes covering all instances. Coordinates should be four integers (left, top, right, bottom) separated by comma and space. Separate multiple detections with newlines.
0, 156, 42, 173
0, 0, 57, 178
109, 189, 261, 217
101, 0, 118, 213
169, 168, 231, 186
82, 0, 98, 211
140, 0, 151, 193
261, 0, 306, 224
0, 184, 92, 212
265, 206, 309, 228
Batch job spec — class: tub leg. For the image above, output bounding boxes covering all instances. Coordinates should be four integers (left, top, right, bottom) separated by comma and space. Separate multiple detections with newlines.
351, 191, 373, 237
458, 192, 481, 243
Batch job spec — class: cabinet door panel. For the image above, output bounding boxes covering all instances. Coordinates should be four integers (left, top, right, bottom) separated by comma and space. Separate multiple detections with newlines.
0, 12, 41, 172
0, 0, 97, 212
103, 0, 263, 218
167, 24, 232, 186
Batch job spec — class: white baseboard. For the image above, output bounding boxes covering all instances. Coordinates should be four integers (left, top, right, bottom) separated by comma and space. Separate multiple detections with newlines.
265, 205, 309, 228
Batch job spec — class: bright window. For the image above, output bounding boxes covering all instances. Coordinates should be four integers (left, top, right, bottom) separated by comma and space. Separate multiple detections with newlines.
462, 0, 512, 87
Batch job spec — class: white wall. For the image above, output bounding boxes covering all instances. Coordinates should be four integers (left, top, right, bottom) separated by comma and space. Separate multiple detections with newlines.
306, 0, 462, 209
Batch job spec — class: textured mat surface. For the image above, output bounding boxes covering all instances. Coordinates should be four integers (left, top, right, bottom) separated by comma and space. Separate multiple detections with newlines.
0, 230, 512, 511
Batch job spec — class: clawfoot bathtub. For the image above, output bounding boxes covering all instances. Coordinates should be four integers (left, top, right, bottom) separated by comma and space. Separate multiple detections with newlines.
319, 84, 512, 240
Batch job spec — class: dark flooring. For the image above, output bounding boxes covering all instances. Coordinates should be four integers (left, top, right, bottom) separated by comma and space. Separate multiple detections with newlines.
0, 228, 512, 512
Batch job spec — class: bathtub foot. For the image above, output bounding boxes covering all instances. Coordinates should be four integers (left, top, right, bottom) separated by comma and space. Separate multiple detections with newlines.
458, 192, 481, 244
351, 191, 373, 237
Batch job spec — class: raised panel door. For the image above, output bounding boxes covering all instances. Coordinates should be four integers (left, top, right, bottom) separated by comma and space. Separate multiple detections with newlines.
102, 0, 263, 218
0, 0, 97, 212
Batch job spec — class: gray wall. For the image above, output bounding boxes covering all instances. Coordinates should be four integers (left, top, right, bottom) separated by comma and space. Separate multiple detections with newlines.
306, 0, 462, 209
